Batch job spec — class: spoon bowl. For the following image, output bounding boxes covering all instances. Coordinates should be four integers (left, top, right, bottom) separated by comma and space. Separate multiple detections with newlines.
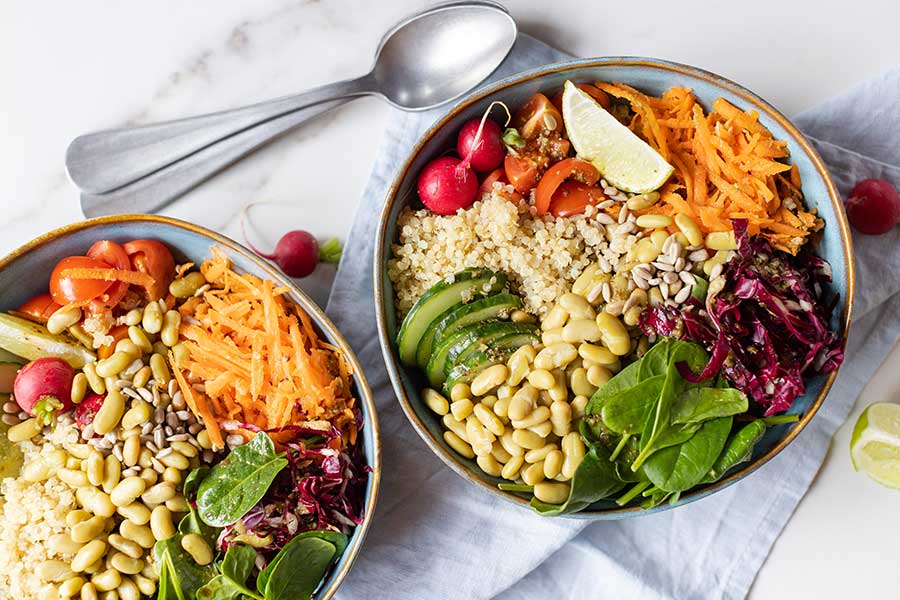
374, 2, 517, 109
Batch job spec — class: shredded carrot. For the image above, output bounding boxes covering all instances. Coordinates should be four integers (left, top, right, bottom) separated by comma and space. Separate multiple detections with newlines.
174, 249, 357, 444
59, 267, 156, 289
597, 84, 822, 254
169, 352, 224, 449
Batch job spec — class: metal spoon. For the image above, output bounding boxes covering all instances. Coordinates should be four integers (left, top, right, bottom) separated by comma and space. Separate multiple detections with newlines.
68, 0, 517, 215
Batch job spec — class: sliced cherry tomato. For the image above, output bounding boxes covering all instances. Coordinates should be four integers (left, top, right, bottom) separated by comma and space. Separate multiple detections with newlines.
49, 256, 114, 305
551, 83, 612, 112
97, 325, 130, 359
480, 168, 523, 202
535, 158, 600, 215
504, 155, 540, 194
15, 293, 62, 323
123, 240, 176, 301
87, 241, 131, 310
513, 93, 564, 140
549, 181, 607, 217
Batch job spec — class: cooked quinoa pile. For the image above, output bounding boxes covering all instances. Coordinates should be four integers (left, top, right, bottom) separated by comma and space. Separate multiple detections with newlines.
0, 424, 80, 600
388, 191, 637, 317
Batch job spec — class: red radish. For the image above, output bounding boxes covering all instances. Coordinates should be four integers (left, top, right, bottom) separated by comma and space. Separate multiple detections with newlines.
457, 118, 505, 172
13, 358, 75, 425
417, 156, 479, 215
74, 393, 106, 430
240, 204, 343, 278
845, 178, 900, 235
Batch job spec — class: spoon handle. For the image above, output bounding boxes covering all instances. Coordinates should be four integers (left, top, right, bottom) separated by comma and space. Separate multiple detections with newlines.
80, 98, 350, 218
68, 74, 374, 195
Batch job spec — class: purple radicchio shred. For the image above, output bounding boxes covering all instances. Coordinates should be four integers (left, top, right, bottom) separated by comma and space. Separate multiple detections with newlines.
640, 219, 844, 415
218, 423, 367, 557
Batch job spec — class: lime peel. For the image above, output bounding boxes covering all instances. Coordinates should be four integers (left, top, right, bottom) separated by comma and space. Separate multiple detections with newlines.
850, 402, 900, 489
561, 80, 674, 194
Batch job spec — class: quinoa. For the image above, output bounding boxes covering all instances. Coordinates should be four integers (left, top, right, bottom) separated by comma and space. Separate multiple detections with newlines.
0, 424, 80, 600
388, 191, 638, 317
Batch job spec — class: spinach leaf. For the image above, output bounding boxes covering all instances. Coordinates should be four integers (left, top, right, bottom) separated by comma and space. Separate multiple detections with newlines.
643, 416, 733, 492
179, 467, 219, 545
197, 544, 261, 600
153, 534, 217, 600
196, 575, 254, 600
198, 432, 288, 527
702, 419, 766, 483
637, 337, 674, 380
600, 375, 665, 434
530, 445, 626, 515
256, 531, 348, 595
671, 388, 748, 426
585, 359, 642, 416
261, 537, 337, 600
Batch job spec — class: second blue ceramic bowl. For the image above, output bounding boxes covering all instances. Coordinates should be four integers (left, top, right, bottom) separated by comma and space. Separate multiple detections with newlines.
374, 57, 854, 518
0, 214, 381, 596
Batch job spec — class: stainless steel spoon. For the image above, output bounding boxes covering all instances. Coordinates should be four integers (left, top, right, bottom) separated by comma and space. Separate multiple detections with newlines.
69, 0, 517, 216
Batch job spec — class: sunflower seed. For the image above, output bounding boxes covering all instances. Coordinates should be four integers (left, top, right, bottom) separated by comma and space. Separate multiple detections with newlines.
689, 249, 709, 262
710, 263, 724, 280
674, 286, 692, 304
601, 282, 612, 304
674, 257, 686, 272
660, 282, 670, 299
679, 271, 696, 285
653, 261, 675, 272
662, 271, 679, 284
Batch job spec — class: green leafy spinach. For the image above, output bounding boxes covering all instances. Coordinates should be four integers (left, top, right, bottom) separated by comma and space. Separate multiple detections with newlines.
197, 432, 288, 527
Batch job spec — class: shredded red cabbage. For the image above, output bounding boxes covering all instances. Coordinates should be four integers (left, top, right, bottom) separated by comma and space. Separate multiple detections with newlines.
640, 219, 844, 415
218, 424, 367, 557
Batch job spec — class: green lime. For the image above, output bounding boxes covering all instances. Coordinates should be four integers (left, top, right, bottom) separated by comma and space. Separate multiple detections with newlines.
850, 402, 900, 489
561, 80, 674, 194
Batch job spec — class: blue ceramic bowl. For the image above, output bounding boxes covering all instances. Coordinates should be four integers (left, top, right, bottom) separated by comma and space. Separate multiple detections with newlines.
374, 57, 853, 518
0, 214, 381, 596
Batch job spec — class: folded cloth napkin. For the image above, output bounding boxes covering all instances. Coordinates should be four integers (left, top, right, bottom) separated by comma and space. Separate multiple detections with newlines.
326, 34, 900, 600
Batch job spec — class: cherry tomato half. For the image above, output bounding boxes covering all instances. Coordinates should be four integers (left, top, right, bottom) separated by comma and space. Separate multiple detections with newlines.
49, 256, 114, 305
549, 181, 607, 217
480, 168, 522, 202
16, 293, 62, 323
87, 240, 131, 310
535, 158, 600, 215
504, 155, 540, 194
123, 240, 176, 301
513, 93, 564, 140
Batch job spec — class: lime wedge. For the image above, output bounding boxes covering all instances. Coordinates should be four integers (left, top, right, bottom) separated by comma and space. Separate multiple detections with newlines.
850, 402, 900, 489
561, 80, 674, 194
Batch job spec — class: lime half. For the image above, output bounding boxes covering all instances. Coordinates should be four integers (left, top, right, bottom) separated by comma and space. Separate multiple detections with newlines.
561, 80, 674, 194
850, 402, 900, 489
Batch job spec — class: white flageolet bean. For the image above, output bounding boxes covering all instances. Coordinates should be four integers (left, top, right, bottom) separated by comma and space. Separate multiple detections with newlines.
442, 414, 469, 442
108, 534, 143, 559
511, 429, 545, 450
71, 516, 106, 543
511, 405, 550, 430
38, 559, 74, 582
473, 403, 504, 437
449, 398, 474, 422
120, 520, 155, 548
476, 454, 503, 477
470, 364, 508, 397
423, 388, 449, 415
534, 481, 570, 504
522, 461, 545, 486
110, 553, 144, 575
443, 431, 474, 458
110, 477, 147, 507
72, 539, 107, 572
91, 568, 122, 592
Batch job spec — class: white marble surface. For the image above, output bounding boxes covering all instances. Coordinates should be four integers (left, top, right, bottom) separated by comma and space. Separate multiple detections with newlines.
2, 0, 899, 597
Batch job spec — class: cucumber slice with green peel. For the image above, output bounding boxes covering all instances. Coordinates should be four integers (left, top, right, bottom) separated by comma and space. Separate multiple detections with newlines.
442, 331, 540, 395
415, 293, 523, 368
0, 363, 19, 394
426, 321, 537, 389
0, 313, 96, 368
445, 322, 538, 375
397, 268, 506, 366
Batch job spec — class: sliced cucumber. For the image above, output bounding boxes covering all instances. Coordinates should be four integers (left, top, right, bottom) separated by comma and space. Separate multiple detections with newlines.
397, 268, 506, 365
426, 321, 537, 388
442, 331, 540, 395
415, 293, 522, 368
0, 363, 19, 394
0, 313, 95, 368
445, 322, 537, 376
0, 419, 24, 482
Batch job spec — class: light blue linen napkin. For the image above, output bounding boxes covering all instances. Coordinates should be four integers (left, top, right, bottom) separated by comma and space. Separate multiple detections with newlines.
326, 35, 900, 600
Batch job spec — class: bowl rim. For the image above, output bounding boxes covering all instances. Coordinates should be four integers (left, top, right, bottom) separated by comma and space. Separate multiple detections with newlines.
0, 213, 382, 595
373, 55, 855, 518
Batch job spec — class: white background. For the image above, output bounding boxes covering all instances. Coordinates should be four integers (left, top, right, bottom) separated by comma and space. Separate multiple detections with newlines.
2, 0, 899, 597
